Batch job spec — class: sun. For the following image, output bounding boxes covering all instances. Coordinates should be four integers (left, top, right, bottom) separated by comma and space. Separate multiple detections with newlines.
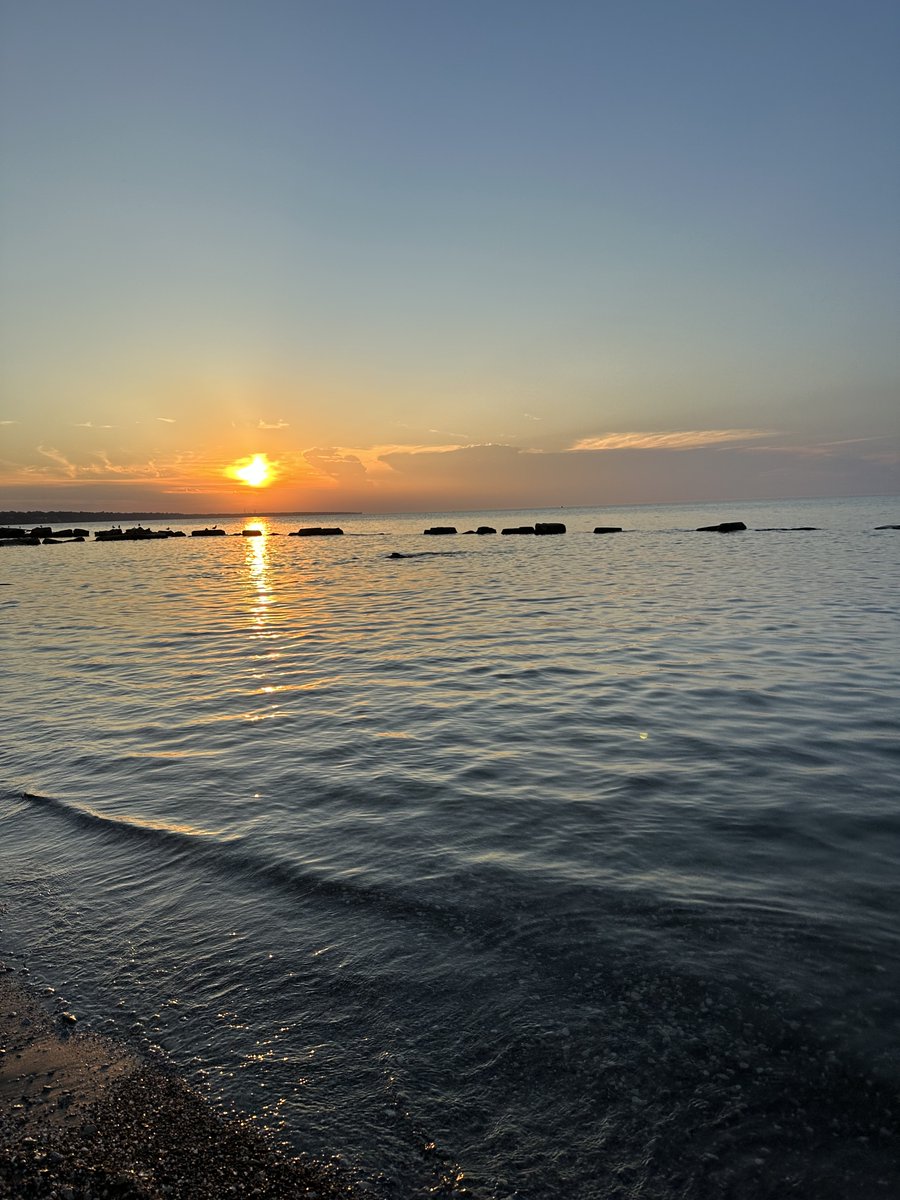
227, 453, 275, 488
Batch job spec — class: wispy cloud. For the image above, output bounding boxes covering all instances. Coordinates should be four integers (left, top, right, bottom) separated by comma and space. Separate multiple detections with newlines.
0, 419, 18, 426
428, 428, 470, 440
258, 418, 290, 430
31, 445, 172, 483
72, 420, 116, 429
740, 435, 896, 461
156, 416, 176, 424
37, 445, 79, 477
570, 429, 775, 452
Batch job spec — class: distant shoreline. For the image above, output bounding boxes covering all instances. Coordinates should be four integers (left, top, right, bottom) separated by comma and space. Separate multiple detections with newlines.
0, 510, 363, 524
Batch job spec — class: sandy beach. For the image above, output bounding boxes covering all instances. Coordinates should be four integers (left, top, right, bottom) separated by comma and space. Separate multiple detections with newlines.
0, 967, 359, 1199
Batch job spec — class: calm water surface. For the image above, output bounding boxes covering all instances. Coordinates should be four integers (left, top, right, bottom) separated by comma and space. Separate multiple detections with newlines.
2, 497, 899, 1197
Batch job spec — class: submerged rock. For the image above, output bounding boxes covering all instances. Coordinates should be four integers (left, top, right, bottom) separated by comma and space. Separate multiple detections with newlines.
423, 526, 457, 535
594, 526, 623, 534
501, 526, 536, 535
534, 522, 566, 535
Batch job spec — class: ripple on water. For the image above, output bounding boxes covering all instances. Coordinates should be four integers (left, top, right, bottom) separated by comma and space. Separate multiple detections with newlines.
2, 499, 899, 1197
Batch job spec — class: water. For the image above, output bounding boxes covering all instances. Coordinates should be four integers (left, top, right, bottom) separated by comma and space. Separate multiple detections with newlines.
2, 496, 899, 1197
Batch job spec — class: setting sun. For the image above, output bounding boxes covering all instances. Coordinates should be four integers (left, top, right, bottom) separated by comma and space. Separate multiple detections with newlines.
227, 453, 274, 488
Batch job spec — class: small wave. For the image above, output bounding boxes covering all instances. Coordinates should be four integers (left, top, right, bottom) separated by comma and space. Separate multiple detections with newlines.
21, 790, 231, 847
17, 789, 449, 932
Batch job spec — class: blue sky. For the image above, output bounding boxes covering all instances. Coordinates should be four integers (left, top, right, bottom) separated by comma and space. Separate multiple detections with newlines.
1, 0, 898, 511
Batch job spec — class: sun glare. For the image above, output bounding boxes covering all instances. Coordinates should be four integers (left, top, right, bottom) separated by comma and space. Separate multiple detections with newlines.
227, 453, 274, 488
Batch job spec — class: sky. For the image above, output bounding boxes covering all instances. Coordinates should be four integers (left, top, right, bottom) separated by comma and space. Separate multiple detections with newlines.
1, 0, 898, 513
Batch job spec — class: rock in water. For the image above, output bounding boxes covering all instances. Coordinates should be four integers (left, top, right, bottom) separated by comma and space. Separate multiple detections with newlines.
290, 527, 344, 536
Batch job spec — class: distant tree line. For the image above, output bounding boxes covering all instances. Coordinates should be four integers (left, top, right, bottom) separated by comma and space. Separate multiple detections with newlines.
0, 510, 362, 525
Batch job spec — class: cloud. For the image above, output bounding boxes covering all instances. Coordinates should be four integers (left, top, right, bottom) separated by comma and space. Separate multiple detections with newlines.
258, 418, 290, 430
739, 435, 897, 461
0, 419, 18, 426
156, 416, 176, 424
303, 447, 369, 483
571, 429, 775, 451
37, 445, 79, 477
72, 421, 116, 429
31, 445, 171, 483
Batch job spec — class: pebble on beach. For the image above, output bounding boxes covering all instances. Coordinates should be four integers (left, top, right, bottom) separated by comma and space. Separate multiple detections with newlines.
0, 975, 358, 1200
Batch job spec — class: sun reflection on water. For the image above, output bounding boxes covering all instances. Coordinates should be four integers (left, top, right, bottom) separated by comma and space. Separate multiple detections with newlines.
241, 520, 285, 726
244, 520, 273, 633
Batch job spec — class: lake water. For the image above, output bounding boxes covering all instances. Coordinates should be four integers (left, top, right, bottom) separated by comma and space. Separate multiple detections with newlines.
1, 496, 899, 1197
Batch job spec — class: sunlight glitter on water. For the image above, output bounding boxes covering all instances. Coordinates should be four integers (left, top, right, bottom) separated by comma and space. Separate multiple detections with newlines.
2, 497, 899, 1198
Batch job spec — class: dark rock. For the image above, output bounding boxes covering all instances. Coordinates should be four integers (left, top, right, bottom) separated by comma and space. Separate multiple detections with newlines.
875, 524, 900, 530
534, 522, 566, 535
190, 527, 226, 536
241, 529, 263, 536
501, 526, 535, 535
30, 526, 52, 538
73, 528, 90, 537
289, 527, 344, 536
755, 527, 818, 532
476, 526, 496, 534
696, 521, 747, 533
121, 526, 166, 540
594, 526, 623, 534
423, 526, 457, 535
1, 536, 41, 546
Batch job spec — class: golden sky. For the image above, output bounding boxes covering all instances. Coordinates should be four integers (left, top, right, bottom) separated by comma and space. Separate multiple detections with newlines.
2, 2, 898, 512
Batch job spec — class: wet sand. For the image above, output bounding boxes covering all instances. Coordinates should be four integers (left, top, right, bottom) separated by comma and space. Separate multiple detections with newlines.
0, 969, 359, 1199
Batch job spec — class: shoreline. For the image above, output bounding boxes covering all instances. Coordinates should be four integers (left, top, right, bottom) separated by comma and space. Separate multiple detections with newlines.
0, 968, 359, 1199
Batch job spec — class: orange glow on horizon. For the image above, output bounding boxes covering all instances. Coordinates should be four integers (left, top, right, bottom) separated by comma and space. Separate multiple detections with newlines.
226, 453, 276, 488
